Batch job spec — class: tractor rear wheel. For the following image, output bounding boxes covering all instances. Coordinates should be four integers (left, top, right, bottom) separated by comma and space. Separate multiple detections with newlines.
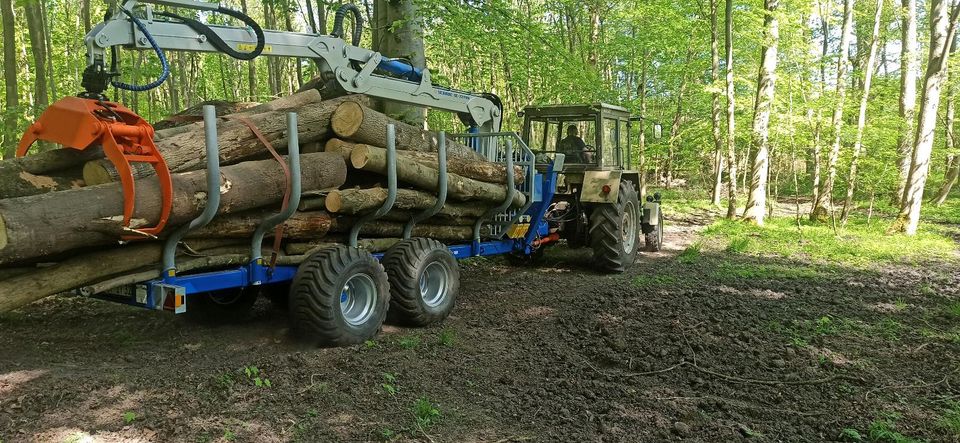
382, 238, 459, 326
588, 180, 640, 273
289, 245, 390, 346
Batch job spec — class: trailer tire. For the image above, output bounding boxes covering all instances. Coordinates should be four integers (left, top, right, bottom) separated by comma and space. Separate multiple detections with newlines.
289, 245, 389, 346
382, 238, 459, 326
187, 286, 259, 322
588, 180, 640, 273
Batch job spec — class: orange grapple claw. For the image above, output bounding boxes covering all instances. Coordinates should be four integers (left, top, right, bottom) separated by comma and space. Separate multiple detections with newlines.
17, 96, 173, 240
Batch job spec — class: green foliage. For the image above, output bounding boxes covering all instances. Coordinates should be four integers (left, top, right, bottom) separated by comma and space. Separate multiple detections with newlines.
939, 402, 960, 434
222, 429, 237, 442
709, 262, 820, 281
677, 242, 702, 264
412, 397, 441, 429
397, 335, 421, 350
242, 365, 272, 388
838, 428, 863, 441
703, 217, 956, 266
122, 411, 137, 424
438, 329, 456, 347
867, 413, 926, 443
382, 372, 399, 396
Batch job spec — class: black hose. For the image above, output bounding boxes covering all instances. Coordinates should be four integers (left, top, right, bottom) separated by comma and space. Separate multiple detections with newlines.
331, 4, 363, 46
157, 6, 265, 60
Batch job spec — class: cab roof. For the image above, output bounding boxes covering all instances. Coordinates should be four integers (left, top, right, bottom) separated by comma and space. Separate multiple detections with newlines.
522, 103, 631, 119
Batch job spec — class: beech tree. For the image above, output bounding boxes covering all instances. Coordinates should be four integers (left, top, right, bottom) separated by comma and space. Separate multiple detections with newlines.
743, 0, 780, 225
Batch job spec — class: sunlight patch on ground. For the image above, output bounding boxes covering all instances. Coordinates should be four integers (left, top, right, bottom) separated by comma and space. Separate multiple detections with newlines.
0, 369, 46, 395
716, 285, 788, 300
806, 347, 854, 366
514, 306, 556, 321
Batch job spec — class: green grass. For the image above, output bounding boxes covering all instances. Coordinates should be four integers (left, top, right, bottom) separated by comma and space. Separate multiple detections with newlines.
438, 329, 456, 347
939, 402, 960, 434
122, 411, 137, 424
709, 262, 821, 281
702, 216, 956, 266
412, 397, 441, 428
657, 189, 720, 218
677, 242, 702, 264
866, 413, 926, 443
397, 335, 421, 350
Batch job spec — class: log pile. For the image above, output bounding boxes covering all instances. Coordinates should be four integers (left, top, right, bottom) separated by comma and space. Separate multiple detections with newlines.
0, 91, 519, 312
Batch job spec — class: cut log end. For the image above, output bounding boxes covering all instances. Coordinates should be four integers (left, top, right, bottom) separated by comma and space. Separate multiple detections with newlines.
82, 160, 113, 186
325, 191, 343, 213
350, 145, 372, 169
331, 101, 364, 139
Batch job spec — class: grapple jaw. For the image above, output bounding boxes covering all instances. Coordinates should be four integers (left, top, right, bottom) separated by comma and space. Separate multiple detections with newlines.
17, 96, 174, 239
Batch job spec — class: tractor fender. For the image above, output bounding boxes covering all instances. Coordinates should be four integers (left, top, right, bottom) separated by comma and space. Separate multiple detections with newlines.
580, 170, 622, 204
642, 202, 661, 228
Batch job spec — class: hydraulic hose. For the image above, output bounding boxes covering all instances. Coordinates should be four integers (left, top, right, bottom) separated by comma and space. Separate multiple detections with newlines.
332, 4, 363, 46
111, 9, 170, 92
157, 6, 265, 60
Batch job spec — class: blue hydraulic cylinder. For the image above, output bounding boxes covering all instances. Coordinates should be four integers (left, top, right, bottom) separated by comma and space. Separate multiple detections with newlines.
378, 58, 423, 82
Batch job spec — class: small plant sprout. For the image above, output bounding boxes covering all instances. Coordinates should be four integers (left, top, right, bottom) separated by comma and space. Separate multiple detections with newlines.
438, 329, 456, 347
413, 397, 441, 428
382, 372, 398, 396
122, 411, 137, 424
243, 365, 272, 388
398, 335, 421, 350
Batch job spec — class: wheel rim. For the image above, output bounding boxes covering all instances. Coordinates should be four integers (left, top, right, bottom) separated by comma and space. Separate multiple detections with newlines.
419, 261, 448, 308
339, 273, 377, 326
621, 200, 638, 253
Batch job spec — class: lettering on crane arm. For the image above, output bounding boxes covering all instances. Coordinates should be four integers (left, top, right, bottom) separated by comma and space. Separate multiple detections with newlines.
437, 89, 472, 101
238, 43, 272, 53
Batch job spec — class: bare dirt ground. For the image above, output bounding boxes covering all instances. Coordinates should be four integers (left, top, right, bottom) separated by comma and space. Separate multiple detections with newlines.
1, 206, 958, 443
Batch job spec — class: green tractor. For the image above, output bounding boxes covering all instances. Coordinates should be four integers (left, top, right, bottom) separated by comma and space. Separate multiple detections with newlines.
520, 103, 664, 272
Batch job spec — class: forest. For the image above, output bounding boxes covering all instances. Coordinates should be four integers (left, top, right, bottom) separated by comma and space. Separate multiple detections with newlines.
0, 0, 960, 442
1, 0, 959, 231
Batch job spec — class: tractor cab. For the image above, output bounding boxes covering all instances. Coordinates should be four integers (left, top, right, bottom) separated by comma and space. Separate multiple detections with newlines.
522, 103, 636, 172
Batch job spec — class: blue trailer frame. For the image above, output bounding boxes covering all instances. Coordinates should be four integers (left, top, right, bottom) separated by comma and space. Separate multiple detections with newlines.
90, 105, 564, 314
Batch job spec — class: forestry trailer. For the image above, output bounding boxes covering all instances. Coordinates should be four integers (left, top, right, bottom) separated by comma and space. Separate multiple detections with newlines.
14, 0, 664, 346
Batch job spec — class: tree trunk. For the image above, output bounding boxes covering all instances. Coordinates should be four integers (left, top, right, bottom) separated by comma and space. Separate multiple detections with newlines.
325, 187, 491, 218
710, 0, 724, 207
81, 0, 91, 32
810, 0, 855, 222
724, 0, 738, 218
329, 218, 475, 242
0, 153, 347, 265
932, 86, 959, 206
743, 0, 780, 225
638, 47, 650, 199
1, 0, 18, 160
187, 210, 334, 239
239, 0, 257, 101
332, 101, 485, 162
841, 0, 884, 223
326, 139, 522, 184
896, 0, 919, 204
665, 43, 694, 189
892, 0, 960, 234
23, 0, 47, 118
350, 145, 526, 207
374, 0, 427, 125
84, 95, 358, 184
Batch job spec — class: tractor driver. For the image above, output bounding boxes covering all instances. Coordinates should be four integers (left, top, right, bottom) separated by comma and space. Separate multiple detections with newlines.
558, 124, 590, 163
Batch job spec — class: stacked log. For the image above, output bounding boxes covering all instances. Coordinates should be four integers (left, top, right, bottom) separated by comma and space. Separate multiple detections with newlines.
0, 92, 519, 312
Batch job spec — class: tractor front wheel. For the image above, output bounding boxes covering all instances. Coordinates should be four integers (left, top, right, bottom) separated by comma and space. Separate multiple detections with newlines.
588, 180, 640, 273
289, 245, 390, 346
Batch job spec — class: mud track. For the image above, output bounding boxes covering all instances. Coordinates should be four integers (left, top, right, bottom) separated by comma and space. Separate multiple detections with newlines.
1, 207, 958, 442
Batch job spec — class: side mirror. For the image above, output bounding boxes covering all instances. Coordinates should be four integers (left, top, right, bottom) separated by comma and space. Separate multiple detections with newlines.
653, 124, 663, 140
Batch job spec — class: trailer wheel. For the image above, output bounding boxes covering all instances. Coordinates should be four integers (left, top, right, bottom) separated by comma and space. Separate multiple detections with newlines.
644, 209, 664, 252
382, 238, 459, 326
187, 286, 259, 322
289, 245, 389, 346
588, 180, 640, 273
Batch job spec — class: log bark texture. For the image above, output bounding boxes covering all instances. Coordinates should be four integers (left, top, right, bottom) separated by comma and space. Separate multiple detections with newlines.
0, 148, 102, 198
325, 187, 490, 218
0, 153, 347, 265
329, 218, 476, 241
327, 138, 523, 184
350, 145, 525, 207
331, 101, 486, 161
153, 100, 260, 130
187, 210, 333, 239
83, 94, 361, 185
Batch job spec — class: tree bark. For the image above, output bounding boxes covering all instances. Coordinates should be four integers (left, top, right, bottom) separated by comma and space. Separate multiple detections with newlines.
841, 0, 884, 223
724, 0, 738, 218
374, 0, 427, 125
896, 0, 920, 204
710, 0, 725, 207
0, 153, 347, 265
186, 210, 334, 239
932, 88, 959, 206
893, 0, 960, 234
331, 101, 486, 162
329, 218, 475, 242
153, 100, 261, 130
83, 94, 358, 184
743, 0, 779, 225
1, 0, 18, 160
23, 0, 48, 118
325, 187, 491, 218
810, 0, 855, 222
350, 145, 526, 207
326, 139, 522, 184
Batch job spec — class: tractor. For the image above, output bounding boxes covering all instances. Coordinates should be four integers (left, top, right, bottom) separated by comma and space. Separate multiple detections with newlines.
520, 103, 664, 272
